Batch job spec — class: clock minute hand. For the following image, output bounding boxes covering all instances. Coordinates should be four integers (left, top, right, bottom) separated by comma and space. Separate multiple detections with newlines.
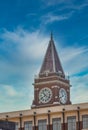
43, 92, 47, 97
60, 94, 64, 98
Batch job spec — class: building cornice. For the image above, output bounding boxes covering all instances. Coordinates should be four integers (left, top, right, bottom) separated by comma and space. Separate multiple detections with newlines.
0, 102, 88, 119
33, 80, 70, 87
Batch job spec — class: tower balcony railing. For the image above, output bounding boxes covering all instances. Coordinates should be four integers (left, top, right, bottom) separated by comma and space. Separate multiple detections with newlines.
34, 72, 70, 85
34, 71, 69, 80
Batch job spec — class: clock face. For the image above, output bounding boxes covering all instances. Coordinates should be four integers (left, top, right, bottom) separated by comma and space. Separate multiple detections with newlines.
59, 88, 67, 104
39, 87, 52, 103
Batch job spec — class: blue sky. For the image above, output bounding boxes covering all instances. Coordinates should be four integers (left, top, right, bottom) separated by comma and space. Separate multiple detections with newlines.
0, 0, 88, 112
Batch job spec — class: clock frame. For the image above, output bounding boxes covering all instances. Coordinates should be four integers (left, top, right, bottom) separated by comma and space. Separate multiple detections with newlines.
59, 88, 67, 104
39, 87, 52, 103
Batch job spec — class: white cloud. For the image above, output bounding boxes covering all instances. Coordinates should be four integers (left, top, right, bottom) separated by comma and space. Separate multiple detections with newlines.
41, 0, 88, 24
0, 27, 88, 112
71, 74, 88, 103
69, 2, 88, 11
42, 0, 72, 6
0, 83, 33, 112
0, 84, 17, 97
0, 28, 49, 112
43, 14, 68, 24
42, 0, 88, 11
60, 46, 88, 75
3, 85, 17, 97
41, 11, 74, 25
1, 28, 48, 60
58, 45, 88, 104
0, 28, 49, 82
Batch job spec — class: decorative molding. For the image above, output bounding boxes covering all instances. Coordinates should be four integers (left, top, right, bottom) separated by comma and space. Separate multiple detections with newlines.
52, 85, 60, 88
53, 101, 60, 104
34, 80, 69, 87
31, 104, 36, 108
35, 75, 68, 81
55, 96, 58, 99
57, 86, 60, 89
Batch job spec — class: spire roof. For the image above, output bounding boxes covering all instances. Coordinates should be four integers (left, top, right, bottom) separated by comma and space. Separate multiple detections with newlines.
39, 34, 65, 76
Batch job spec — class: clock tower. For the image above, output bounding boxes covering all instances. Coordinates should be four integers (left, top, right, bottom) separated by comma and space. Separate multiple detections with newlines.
31, 33, 71, 108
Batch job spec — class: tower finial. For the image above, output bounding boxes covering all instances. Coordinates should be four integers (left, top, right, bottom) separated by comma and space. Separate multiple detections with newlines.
51, 32, 53, 40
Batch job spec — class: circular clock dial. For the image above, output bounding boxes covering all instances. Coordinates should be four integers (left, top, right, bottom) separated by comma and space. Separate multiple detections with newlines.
39, 87, 52, 103
59, 88, 67, 104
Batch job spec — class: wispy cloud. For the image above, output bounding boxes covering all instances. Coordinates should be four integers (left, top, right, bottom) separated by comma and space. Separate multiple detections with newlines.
58, 2, 88, 12
2, 85, 17, 97
42, 0, 88, 11
26, 13, 37, 18
71, 2, 88, 10
42, 0, 71, 6
0, 28, 48, 61
0, 84, 33, 112
0, 27, 88, 111
71, 74, 88, 103
41, 11, 74, 24
0, 28, 49, 112
0, 84, 23, 98
59, 45, 88, 104
78, 35, 88, 41
41, 0, 88, 24
60, 46, 88, 75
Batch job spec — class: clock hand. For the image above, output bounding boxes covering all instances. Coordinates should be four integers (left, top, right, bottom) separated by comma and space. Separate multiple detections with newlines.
60, 94, 64, 98
43, 93, 46, 97
43, 92, 48, 97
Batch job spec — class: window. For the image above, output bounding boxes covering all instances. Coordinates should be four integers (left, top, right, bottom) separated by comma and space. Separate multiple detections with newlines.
24, 121, 32, 130
15, 122, 19, 130
67, 116, 76, 130
82, 115, 88, 129
38, 119, 47, 130
52, 118, 61, 130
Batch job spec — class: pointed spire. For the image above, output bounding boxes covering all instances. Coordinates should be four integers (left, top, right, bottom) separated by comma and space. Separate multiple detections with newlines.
51, 32, 53, 41
39, 33, 65, 76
